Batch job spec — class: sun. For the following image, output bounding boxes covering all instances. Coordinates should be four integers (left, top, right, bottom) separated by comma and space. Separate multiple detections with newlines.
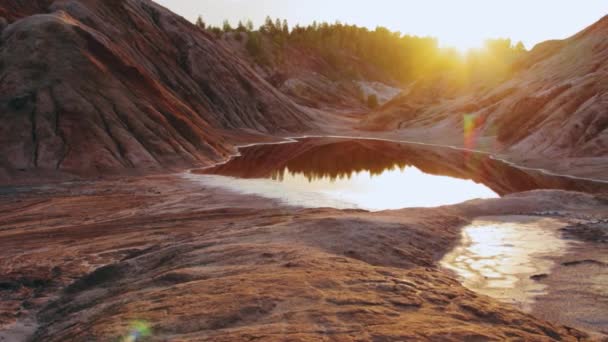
440, 37, 486, 54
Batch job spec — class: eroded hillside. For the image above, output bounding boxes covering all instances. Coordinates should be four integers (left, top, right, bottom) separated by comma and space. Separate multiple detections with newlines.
362, 16, 608, 165
0, 0, 312, 182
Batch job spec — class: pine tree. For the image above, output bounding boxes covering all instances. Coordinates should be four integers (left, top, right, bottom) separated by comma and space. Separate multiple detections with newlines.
195, 15, 206, 29
246, 19, 254, 32
262, 16, 274, 34
246, 32, 269, 65
222, 19, 232, 32
237, 20, 246, 32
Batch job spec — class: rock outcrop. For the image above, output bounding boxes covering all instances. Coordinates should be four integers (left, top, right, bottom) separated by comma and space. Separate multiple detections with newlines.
0, 0, 312, 181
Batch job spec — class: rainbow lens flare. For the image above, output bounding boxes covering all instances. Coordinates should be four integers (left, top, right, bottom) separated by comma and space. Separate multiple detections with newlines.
121, 320, 152, 342
463, 113, 476, 150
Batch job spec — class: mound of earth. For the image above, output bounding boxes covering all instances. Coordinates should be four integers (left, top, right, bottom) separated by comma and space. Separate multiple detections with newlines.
0, 0, 312, 183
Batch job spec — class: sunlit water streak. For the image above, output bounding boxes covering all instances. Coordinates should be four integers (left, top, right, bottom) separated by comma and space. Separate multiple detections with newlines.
185, 165, 498, 211
440, 216, 572, 312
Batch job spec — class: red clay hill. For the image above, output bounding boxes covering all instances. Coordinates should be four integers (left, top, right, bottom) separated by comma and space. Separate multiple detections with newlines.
0, 0, 312, 183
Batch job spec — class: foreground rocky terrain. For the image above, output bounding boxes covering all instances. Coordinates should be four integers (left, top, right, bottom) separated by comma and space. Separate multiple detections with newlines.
1, 175, 606, 341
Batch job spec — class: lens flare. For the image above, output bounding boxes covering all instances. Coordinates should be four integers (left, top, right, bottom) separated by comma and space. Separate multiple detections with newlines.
121, 320, 152, 342
463, 113, 476, 150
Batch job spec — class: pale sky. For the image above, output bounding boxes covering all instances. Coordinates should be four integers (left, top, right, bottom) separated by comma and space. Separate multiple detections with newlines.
156, 0, 608, 51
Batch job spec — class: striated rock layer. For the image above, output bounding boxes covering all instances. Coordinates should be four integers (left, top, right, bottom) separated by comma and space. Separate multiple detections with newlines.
0, 0, 312, 181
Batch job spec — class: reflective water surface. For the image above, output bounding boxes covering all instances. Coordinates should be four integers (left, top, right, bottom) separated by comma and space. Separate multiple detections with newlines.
189, 138, 607, 211
195, 166, 497, 210
440, 216, 571, 312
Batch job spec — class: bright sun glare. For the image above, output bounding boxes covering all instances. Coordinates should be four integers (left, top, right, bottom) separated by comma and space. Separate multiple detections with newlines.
440, 39, 485, 54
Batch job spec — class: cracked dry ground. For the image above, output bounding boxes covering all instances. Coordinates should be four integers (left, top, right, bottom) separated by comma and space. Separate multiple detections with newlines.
1, 175, 605, 341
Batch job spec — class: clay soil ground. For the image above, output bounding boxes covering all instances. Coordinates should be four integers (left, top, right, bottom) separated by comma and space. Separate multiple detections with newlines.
1, 173, 607, 341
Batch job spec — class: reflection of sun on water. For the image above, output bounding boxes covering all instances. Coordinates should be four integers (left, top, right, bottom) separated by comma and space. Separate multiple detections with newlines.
192, 164, 498, 211
275, 165, 497, 210
441, 217, 571, 311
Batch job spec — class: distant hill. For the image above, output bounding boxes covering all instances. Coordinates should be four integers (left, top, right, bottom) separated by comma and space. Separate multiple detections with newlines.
362, 15, 608, 161
208, 19, 523, 110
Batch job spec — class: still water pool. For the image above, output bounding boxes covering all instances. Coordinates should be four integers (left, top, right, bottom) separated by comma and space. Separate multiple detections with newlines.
187, 138, 604, 210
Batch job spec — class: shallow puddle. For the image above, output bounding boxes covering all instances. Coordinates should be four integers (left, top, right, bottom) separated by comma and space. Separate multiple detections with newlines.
440, 216, 572, 311
188, 165, 497, 211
